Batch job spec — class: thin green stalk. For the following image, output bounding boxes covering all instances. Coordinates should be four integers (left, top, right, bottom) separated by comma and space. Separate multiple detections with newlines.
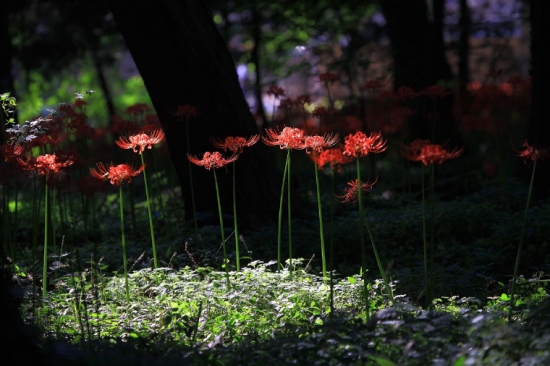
363, 211, 394, 302
42, 175, 49, 298
429, 163, 435, 306
508, 158, 537, 322
141, 153, 158, 269
329, 168, 335, 317
313, 161, 327, 284
421, 164, 429, 305
213, 169, 230, 290
277, 152, 289, 272
356, 158, 370, 321
2, 179, 9, 258
232, 163, 240, 271
287, 149, 293, 277
119, 184, 130, 302
186, 118, 198, 234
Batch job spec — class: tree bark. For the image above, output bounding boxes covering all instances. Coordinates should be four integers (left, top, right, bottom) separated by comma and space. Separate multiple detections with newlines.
528, 0, 550, 198
108, 0, 280, 225
379, 0, 456, 141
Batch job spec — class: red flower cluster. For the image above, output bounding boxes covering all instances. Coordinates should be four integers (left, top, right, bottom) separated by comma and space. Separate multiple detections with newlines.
401, 139, 464, 166
263, 127, 307, 150
343, 131, 387, 158
338, 178, 378, 203
1, 142, 24, 162
187, 151, 239, 170
210, 135, 260, 154
173, 104, 199, 121
267, 85, 286, 99
303, 133, 339, 154
319, 72, 338, 86
515, 140, 550, 163
18, 153, 74, 175
313, 147, 353, 172
116, 129, 165, 154
90, 162, 145, 186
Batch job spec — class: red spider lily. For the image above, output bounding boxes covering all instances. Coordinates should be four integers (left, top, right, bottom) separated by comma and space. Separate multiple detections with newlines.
278, 97, 295, 111
18, 153, 75, 175
319, 72, 338, 86
338, 177, 378, 203
313, 146, 353, 172
401, 139, 464, 166
187, 151, 239, 170
424, 85, 450, 99
262, 127, 306, 150
514, 140, 550, 163
116, 130, 165, 154
362, 79, 384, 92
303, 133, 339, 154
210, 135, 260, 154
267, 85, 286, 99
90, 162, 145, 186
312, 106, 331, 119
343, 131, 387, 158
1, 142, 24, 162
395, 86, 417, 102
125, 103, 149, 116
295, 95, 312, 114
111, 116, 142, 135
173, 104, 199, 121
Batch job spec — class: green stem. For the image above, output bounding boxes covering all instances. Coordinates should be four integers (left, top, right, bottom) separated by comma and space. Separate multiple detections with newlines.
277, 154, 289, 272
329, 168, 335, 317
421, 164, 429, 305
119, 184, 130, 302
232, 163, 240, 271
141, 154, 158, 268
186, 118, 198, 234
356, 158, 370, 321
213, 169, 230, 290
42, 176, 49, 298
508, 158, 537, 322
429, 163, 435, 306
364, 210, 394, 302
287, 149, 293, 277
314, 161, 327, 284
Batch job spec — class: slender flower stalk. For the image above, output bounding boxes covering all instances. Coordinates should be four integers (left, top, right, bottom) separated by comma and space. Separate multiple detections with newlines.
90, 162, 145, 302
304, 133, 339, 283
188, 151, 239, 289
116, 129, 165, 268
18, 153, 74, 297
508, 141, 550, 321
210, 135, 259, 271
267, 85, 285, 127
401, 139, 463, 306
342, 131, 390, 318
263, 127, 306, 274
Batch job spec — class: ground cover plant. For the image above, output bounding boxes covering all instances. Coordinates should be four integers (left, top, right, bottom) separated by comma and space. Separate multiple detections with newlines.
1, 67, 550, 366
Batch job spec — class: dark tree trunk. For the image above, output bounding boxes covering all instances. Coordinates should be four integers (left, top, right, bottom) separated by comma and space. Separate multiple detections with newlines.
90, 49, 117, 123
458, 0, 471, 91
251, 7, 268, 130
379, 0, 456, 142
107, 0, 280, 225
528, 0, 550, 198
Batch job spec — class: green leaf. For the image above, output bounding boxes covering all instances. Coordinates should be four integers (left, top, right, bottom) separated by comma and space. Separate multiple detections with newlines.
347, 277, 356, 284
500, 293, 510, 301
372, 357, 396, 366
453, 355, 466, 366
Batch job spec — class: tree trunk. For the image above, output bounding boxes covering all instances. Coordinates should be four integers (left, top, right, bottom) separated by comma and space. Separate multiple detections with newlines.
107, 0, 280, 225
528, 0, 550, 199
379, 0, 456, 141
